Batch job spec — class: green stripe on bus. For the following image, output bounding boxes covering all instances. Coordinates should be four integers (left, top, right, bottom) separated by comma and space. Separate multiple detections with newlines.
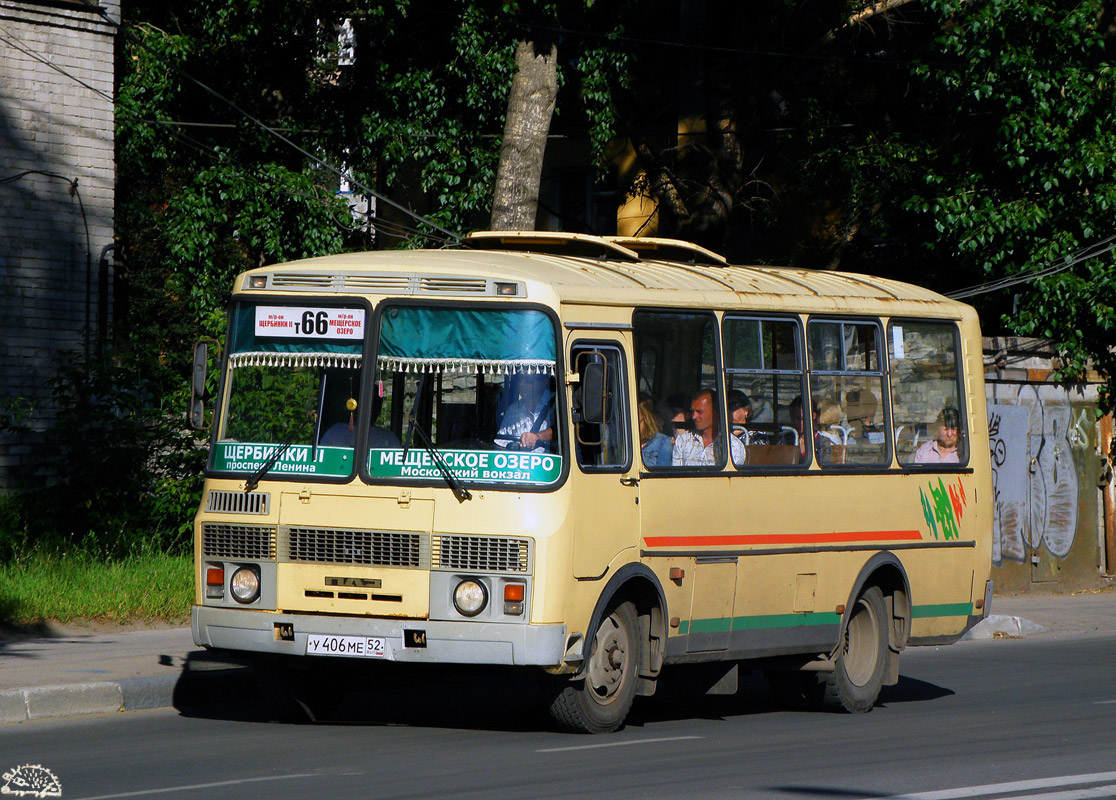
678, 604, 971, 636
681, 611, 843, 636
911, 603, 974, 619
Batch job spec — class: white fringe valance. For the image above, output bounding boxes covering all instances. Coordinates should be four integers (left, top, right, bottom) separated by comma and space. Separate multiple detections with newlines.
229, 351, 363, 370
377, 356, 555, 376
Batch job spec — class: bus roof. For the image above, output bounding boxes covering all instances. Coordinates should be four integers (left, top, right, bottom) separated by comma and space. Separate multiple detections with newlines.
236, 231, 969, 318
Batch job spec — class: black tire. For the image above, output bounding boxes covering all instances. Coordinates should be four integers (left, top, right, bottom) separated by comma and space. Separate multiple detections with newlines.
549, 600, 640, 734
254, 654, 346, 723
814, 585, 888, 713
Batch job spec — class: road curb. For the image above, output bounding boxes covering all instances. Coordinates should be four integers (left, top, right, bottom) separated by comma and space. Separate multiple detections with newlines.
0, 665, 254, 724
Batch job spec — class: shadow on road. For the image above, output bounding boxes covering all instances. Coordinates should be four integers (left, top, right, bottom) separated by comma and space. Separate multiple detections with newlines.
173, 653, 956, 735
878, 674, 955, 705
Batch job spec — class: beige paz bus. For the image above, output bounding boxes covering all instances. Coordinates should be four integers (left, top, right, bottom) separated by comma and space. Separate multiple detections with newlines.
190, 230, 993, 733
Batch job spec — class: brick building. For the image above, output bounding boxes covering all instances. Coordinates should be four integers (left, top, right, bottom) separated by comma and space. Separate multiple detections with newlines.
0, 0, 117, 488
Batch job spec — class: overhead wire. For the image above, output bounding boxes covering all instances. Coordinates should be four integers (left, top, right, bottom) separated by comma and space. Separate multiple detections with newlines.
0, 20, 433, 245
0, 26, 115, 103
946, 234, 1116, 300
76, 0, 462, 246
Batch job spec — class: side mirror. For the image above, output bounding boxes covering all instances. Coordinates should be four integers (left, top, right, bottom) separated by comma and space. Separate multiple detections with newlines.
188, 339, 218, 430
580, 361, 611, 425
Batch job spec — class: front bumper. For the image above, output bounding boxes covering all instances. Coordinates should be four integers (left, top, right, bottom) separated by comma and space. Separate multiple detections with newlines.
192, 605, 567, 667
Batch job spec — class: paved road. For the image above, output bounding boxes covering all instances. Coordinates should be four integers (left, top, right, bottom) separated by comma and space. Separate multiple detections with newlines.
2, 629, 1116, 800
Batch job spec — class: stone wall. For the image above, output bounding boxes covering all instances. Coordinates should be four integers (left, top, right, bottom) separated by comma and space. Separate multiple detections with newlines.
0, 0, 117, 488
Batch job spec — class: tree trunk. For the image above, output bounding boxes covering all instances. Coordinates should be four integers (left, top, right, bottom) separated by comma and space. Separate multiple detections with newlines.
490, 38, 558, 231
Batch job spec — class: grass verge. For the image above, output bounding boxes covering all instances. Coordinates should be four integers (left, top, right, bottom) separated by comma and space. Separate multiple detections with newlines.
0, 549, 192, 627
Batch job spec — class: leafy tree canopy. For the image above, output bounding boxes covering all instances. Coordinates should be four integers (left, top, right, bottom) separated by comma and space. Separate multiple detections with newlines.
115, 0, 1116, 403
607, 0, 1116, 408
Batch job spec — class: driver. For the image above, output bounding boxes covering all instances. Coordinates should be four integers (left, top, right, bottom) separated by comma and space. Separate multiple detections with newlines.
495, 373, 555, 453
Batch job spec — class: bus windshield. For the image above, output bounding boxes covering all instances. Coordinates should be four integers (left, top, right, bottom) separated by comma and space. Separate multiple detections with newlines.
368, 305, 563, 487
211, 301, 563, 488
211, 303, 367, 480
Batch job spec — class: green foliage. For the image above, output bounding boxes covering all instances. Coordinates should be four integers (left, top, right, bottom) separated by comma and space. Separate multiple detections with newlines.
0, 549, 193, 625
225, 365, 322, 443
902, 0, 1116, 407
603, 0, 1116, 409
36, 354, 204, 556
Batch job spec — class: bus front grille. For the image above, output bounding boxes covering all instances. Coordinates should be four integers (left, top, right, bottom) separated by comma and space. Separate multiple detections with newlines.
432, 535, 531, 573
285, 527, 423, 567
205, 490, 270, 515
202, 523, 277, 560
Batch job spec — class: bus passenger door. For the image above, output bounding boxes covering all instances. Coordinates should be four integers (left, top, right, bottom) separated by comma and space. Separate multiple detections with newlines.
567, 339, 640, 579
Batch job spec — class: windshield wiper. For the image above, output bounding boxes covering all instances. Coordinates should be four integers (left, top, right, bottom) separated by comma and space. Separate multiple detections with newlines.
401, 375, 470, 501
245, 431, 298, 493
407, 420, 472, 502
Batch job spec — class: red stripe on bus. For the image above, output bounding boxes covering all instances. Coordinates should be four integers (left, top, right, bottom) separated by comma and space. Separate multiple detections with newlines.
643, 530, 923, 548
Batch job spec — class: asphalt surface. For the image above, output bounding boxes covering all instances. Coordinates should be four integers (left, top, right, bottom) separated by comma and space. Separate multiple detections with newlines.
2, 591, 1114, 724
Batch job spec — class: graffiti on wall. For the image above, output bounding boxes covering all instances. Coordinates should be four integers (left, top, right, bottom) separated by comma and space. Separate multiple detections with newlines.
988, 391, 1082, 566
989, 403, 1029, 564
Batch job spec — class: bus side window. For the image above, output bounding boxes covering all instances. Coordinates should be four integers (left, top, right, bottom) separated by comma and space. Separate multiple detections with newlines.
722, 315, 806, 469
888, 320, 967, 466
571, 344, 630, 470
633, 310, 722, 469
807, 319, 889, 466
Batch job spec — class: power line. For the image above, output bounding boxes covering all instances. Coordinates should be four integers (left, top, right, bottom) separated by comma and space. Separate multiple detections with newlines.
78, 1, 462, 246
2, 18, 451, 247
946, 234, 1116, 300
0, 26, 114, 103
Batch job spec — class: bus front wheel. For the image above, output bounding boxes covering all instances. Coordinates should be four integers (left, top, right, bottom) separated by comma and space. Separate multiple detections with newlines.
549, 600, 639, 734
815, 585, 888, 713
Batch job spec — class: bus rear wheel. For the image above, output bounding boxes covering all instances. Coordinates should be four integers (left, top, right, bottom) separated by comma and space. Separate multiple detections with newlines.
814, 585, 888, 713
548, 600, 639, 734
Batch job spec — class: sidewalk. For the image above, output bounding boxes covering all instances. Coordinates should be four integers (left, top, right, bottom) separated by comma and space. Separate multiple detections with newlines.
972, 591, 1116, 640
2, 591, 1115, 724
0, 624, 250, 724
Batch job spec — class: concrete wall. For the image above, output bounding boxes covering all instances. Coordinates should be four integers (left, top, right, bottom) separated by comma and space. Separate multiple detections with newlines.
0, 0, 117, 488
984, 337, 1110, 592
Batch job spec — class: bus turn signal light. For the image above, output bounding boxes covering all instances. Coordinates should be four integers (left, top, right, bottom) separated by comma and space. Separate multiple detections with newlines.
206, 565, 224, 599
504, 583, 525, 616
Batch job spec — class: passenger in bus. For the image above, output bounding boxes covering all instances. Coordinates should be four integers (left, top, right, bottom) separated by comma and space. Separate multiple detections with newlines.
914, 407, 961, 464
495, 372, 555, 453
665, 404, 689, 436
638, 398, 673, 467
783, 395, 833, 464
673, 388, 745, 466
728, 390, 770, 447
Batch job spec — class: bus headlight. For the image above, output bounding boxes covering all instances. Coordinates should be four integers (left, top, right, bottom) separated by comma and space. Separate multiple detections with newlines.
453, 579, 488, 617
230, 566, 261, 604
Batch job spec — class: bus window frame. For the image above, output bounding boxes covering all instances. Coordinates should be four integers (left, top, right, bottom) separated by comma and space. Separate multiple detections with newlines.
804, 315, 893, 471
358, 297, 572, 494
721, 312, 809, 473
570, 340, 633, 474
887, 316, 970, 471
205, 294, 375, 486
632, 306, 731, 476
